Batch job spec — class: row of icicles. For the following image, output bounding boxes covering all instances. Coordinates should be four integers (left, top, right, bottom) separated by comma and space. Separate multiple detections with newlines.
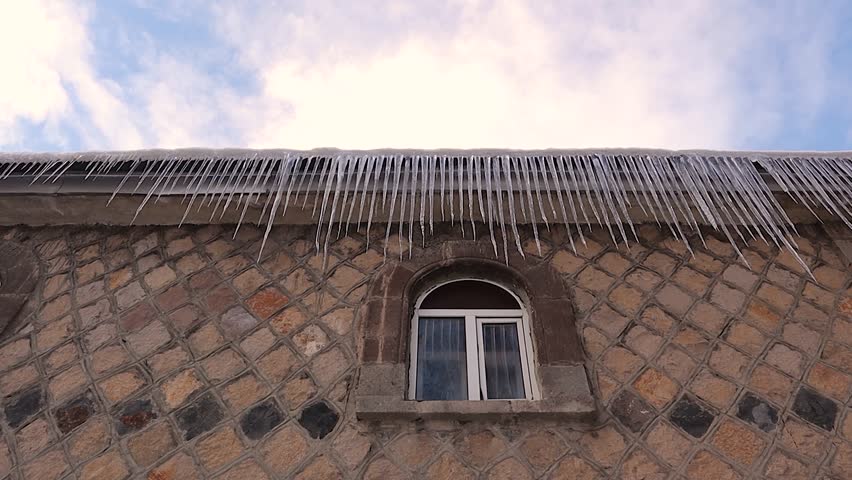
2, 151, 852, 273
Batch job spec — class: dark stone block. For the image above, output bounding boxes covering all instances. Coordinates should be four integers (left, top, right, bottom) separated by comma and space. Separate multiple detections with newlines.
533, 299, 583, 365
792, 387, 837, 431
4, 387, 43, 428
240, 400, 284, 440
298, 401, 339, 439
115, 398, 157, 435
0, 294, 28, 333
362, 336, 380, 362
610, 390, 655, 433
0, 240, 39, 295
380, 337, 399, 363
176, 393, 224, 440
736, 393, 778, 432
55, 393, 96, 434
670, 397, 715, 438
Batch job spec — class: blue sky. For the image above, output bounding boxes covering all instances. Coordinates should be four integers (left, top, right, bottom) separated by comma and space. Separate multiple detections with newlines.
1, 0, 851, 152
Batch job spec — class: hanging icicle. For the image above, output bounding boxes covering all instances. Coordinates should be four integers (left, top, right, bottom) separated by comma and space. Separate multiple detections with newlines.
0, 148, 851, 271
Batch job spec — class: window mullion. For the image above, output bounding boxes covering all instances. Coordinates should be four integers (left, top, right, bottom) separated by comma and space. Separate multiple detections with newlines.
408, 313, 420, 399
464, 314, 479, 400
475, 316, 489, 400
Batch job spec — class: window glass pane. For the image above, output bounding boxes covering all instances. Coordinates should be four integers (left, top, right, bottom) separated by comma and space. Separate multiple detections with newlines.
482, 323, 525, 399
420, 280, 519, 309
415, 317, 467, 400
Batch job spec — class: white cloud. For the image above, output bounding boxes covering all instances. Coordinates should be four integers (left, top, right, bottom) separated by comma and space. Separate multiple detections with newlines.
210, 0, 837, 150
0, 0, 77, 146
126, 55, 289, 148
0, 0, 144, 149
0, 0, 841, 151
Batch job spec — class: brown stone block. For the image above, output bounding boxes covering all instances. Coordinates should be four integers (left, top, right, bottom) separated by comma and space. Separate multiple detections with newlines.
579, 425, 626, 468
246, 288, 289, 320
117, 301, 155, 333
155, 283, 190, 312
188, 269, 221, 294
711, 419, 766, 467
205, 284, 240, 316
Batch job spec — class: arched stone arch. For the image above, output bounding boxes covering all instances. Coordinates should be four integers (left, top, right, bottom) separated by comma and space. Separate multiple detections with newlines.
355, 240, 595, 421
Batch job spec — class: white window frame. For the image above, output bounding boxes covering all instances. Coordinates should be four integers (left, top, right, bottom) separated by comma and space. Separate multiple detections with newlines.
408, 279, 540, 401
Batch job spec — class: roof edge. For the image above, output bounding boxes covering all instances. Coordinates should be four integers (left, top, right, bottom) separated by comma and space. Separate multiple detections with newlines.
3, 147, 852, 163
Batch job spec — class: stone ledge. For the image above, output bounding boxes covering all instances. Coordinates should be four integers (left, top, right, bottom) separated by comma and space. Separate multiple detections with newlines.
354, 363, 597, 423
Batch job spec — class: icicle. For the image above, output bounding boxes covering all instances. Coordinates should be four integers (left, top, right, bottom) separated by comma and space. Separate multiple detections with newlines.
408, 155, 420, 255
544, 155, 577, 251
210, 158, 245, 220
427, 155, 435, 235
419, 155, 429, 243
467, 156, 478, 238
365, 156, 383, 248
528, 156, 550, 229
448, 156, 455, 226
258, 159, 290, 259
324, 156, 350, 261
519, 156, 542, 255
132, 160, 181, 224
492, 157, 511, 263
482, 156, 499, 257
643, 155, 688, 244
217, 158, 252, 219
1, 148, 851, 276
501, 156, 524, 258
456, 156, 465, 237
334, 156, 355, 238
511, 157, 528, 223
383, 156, 403, 258
581, 155, 618, 244
354, 156, 375, 230
234, 157, 271, 237
562, 156, 593, 234
109, 159, 142, 205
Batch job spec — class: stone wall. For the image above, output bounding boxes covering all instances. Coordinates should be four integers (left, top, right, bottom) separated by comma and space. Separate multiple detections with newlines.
0, 222, 851, 479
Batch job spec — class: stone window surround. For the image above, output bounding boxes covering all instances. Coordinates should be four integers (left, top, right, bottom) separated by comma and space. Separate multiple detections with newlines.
354, 241, 596, 421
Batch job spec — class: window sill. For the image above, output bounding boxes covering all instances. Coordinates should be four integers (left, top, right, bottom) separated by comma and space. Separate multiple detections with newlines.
354, 363, 597, 423
356, 396, 596, 422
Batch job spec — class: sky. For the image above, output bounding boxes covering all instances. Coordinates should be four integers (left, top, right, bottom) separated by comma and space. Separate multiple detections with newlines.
1, 0, 851, 152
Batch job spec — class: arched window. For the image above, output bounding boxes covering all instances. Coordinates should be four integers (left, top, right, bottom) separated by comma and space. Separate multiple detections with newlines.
408, 279, 538, 401
356, 252, 595, 421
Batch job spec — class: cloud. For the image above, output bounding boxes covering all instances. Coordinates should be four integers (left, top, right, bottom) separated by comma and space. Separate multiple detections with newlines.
0, 0, 144, 149
209, 0, 839, 150
0, 0, 843, 151
125, 54, 289, 148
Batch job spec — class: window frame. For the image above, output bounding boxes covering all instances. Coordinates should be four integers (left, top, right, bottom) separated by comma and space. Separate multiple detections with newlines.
407, 279, 540, 401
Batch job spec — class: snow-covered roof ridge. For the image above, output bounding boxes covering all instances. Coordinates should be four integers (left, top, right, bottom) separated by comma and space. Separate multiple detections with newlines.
3, 147, 852, 162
